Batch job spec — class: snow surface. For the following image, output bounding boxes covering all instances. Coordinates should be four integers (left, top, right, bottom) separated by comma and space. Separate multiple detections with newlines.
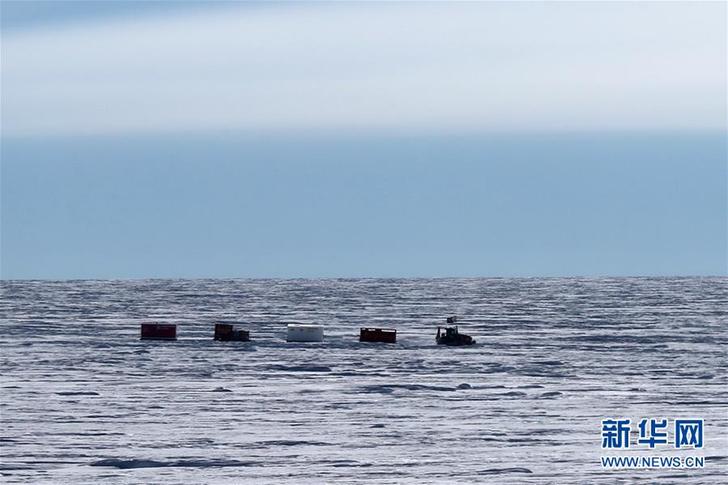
1, 278, 726, 483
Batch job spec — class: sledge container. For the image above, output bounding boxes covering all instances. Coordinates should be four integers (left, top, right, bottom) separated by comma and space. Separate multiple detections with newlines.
140, 323, 177, 340
214, 323, 250, 342
360, 327, 397, 343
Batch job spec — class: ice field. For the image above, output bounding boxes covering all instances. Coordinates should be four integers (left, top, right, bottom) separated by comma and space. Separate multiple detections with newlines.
1, 278, 726, 483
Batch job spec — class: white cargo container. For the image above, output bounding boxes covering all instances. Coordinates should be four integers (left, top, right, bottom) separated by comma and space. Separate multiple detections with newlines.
286, 324, 324, 342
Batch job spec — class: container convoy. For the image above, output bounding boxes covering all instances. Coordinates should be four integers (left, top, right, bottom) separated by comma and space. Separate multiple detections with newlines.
139, 317, 476, 346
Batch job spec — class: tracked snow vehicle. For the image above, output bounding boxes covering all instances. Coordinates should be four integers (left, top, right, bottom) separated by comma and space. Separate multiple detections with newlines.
436, 316, 476, 346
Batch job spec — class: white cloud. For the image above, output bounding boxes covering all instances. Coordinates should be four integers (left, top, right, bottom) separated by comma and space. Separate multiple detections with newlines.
2, 2, 725, 136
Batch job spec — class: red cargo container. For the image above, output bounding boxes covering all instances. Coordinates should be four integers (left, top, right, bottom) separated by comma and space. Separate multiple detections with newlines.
360, 327, 397, 343
140, 323, 177, 340
214, 323, 250, 341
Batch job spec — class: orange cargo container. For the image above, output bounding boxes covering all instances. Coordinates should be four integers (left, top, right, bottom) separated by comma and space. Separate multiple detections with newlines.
140, 323, 177, 340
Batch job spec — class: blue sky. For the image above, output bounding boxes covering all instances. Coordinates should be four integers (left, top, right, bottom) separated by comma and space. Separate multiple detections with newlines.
1, 1, 726, 278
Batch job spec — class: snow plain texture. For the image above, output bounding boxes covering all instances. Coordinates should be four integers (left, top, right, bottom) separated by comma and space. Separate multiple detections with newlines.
1, 278, 726, 483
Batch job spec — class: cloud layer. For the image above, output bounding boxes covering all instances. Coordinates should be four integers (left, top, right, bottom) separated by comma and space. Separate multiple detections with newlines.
2, 2, 725, 136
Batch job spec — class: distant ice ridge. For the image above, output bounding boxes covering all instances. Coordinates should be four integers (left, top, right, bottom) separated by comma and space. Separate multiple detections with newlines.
91, 458, 255, 469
